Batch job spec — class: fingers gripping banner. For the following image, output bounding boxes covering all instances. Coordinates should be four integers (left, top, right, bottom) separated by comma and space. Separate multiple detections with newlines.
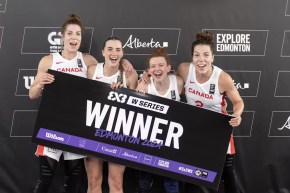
31, 70, 232, 190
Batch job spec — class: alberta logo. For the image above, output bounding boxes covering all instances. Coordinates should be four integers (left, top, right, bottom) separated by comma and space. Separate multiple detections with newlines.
269, 112, 290, 137
112, 28, 180, 55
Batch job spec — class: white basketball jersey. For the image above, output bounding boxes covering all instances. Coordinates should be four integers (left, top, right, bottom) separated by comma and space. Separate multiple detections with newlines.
51, 51, 87, 78
35, 51, 87, 161
147, 74, 180, 101
185, 63, 225, 113
185, 63, 235, 154
91, 62, 127, 87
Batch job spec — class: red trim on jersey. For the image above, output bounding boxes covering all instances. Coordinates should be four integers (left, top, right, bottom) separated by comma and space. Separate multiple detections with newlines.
229, 135, 235, 154
221, 92, 227, 114
35, 145, 45, 156
220, 93, 235, 154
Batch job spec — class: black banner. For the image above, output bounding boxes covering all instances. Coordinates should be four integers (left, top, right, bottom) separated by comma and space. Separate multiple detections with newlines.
31, 70, 232, 190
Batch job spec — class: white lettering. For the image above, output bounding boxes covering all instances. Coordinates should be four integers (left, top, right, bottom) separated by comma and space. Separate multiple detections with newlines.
86, 101, 183, 149
45, 132, 64, 141
123, 35, 163, 49
86, 100, 110, 128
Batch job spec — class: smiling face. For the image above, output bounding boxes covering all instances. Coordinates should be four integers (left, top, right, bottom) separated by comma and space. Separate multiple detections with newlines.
192, 44, 214, 75
62, 24, 82, 53
148, 56, 171, 82
102, 39, 123, 68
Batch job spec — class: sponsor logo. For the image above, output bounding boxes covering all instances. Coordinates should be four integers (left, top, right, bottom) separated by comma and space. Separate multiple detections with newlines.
0, 0, 7, 12
46, 132, 64, 141
48, 31, 62, 53
122, 151, 138, 159
278, 116, 290, 130
269, 111, 290, 137
233, 81, 249, 90
23, 76, 35, 89
189, 80, 195, 84
21, 27, 93, 54
56, 61, 64, 64
107, 91, 127, 103
124, 34, 168, 49
143, 155, 153, 164
158, 159, 170, 168
203, 29, 268, 56
194, 169, 208, 178
112, 28, 180, 55
226, 71, 261, 97
78, 140, 86, 148
101, 146, 118, 154
274, 71, 290, 97
15, 69, 37, 96
95, 76, 102, 80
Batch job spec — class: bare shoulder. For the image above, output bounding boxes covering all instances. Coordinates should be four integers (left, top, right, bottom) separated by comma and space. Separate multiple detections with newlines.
219, 71, 235, 92
219, 71, 233, 82
87, 64, 97, 79
38, 55, 53, 73
175, 75, 184, 85
175, 75, 185, 95
83, 54, 98, 67
176, 62, 190, 82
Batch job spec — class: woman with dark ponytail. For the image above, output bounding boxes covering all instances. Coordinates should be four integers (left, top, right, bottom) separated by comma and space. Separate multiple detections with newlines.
85, 36, 138, 193
30, 14, 99, 193
177, 31, 244, 193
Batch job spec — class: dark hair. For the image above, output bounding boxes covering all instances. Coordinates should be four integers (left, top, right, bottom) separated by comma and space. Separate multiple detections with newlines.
102, 37, 124, 82
102, 36, 123, 49
61, 14, 84, 35
147, 48, 171, 68
191, 31, 215, 55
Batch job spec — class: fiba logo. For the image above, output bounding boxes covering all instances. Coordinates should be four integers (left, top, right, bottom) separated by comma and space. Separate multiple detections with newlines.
23, 76, 35, 89
48, 31, 63, 53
